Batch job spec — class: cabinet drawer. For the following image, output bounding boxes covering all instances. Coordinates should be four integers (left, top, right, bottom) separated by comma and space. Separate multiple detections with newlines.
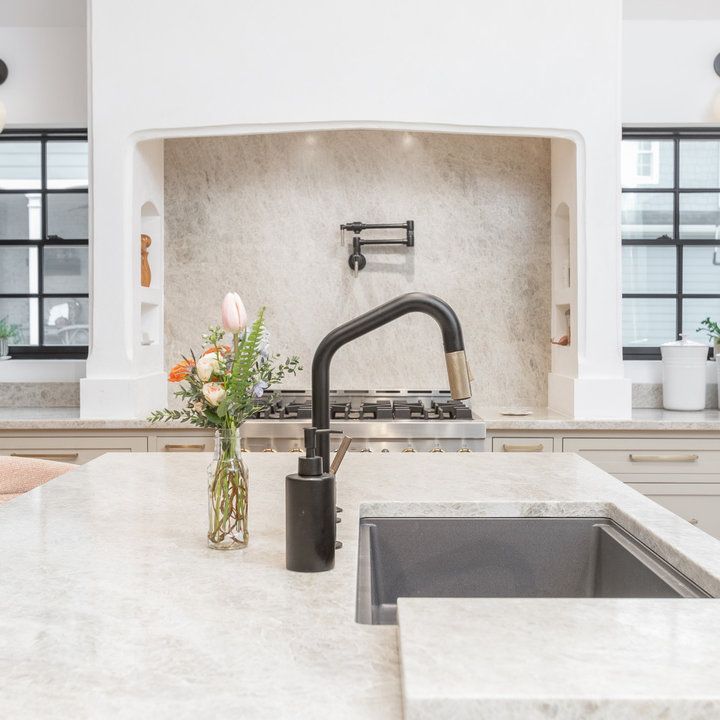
492, 437, 554, 453
563, 437, 720, 476
157, 436, 214, 453
626, 482, 720, 540
0, 436, 147, 465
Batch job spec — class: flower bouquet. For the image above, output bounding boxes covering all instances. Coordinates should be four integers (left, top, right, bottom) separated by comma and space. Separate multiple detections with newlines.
150, 293, 301, 549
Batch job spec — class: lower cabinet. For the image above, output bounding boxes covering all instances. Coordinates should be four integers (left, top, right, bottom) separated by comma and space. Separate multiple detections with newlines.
0, 436, 148, 464
625, 483, 720, 540
563, 436, 720, 541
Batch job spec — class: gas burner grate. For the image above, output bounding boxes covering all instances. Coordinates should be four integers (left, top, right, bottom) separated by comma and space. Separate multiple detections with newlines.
331, 402, 353, 420
284, 401, 312, 420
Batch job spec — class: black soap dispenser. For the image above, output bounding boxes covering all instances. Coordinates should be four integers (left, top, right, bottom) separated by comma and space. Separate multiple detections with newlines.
286, 427, 351, 573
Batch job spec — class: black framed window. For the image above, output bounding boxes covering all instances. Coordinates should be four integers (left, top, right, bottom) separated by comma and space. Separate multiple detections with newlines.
623, 128, 720, 360
0, 129, 89, 359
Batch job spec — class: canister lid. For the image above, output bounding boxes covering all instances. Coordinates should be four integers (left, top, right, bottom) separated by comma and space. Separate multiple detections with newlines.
661, 333, 709, 361
662, 333, 706, 347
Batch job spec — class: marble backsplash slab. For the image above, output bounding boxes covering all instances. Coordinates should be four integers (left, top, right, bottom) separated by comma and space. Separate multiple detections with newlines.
632, 383, 719, 410
164, 130, 551, 406
0, 382, 80, 408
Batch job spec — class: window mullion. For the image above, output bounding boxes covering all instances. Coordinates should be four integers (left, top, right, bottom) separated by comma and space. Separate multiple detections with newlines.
674, 133, 682, 342
39, 136, 47, 348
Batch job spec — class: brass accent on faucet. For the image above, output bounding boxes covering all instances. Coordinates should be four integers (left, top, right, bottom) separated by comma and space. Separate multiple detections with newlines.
445, 350, 472, 401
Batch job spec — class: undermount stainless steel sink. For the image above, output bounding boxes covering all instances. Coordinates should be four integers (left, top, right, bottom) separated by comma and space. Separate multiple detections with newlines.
356, 517, 709, 625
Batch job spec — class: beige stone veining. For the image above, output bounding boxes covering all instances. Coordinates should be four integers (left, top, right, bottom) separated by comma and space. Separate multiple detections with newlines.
2, 453, 720, 719
164, 130, 551, 406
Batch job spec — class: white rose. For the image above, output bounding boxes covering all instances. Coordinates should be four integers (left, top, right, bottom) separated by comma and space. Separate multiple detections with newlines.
202, 382, 226, 407
196, 354, 221, 381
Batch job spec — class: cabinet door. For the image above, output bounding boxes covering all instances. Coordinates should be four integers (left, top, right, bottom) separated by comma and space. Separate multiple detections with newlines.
492, 437, 554, 453
626, 482, 720, 540
0, 436, 148, 464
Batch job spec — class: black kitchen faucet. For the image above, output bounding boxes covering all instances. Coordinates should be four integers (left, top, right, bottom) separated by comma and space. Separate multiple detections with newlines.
285, 292, 472, 573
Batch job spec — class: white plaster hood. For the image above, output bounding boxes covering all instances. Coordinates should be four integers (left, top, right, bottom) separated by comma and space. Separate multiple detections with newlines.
81, 0, 631, 419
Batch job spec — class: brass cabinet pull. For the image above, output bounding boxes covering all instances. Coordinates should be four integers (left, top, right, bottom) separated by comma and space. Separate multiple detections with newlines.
163, 444, 206, 452
458, 447, 472, 453
402, 447, 416, 453
290, 448, 303, 453
430, 447, 445, 453
629, 453, 699, 463
11, 452, 79, 460
262, 447, 277, 453
502, 443, 544, 453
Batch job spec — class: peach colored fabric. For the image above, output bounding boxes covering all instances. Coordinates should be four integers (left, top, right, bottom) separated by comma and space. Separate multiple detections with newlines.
0, 456, 75, 502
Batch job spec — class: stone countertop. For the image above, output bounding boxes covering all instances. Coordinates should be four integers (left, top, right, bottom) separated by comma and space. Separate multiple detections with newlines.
3, 406, 720, 431
1, 453, 720, 719
398, 597, 720, 720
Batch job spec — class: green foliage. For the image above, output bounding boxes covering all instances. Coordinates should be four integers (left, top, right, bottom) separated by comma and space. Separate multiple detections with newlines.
697, 317, 720, 342
0, 316, 20, 342
149, 307, 302, 429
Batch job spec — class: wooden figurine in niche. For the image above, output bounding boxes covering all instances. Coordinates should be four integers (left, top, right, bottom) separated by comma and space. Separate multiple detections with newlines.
140, 234, 152, 287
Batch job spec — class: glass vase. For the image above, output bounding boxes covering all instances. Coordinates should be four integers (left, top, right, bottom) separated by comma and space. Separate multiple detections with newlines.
207, 428, 249, 550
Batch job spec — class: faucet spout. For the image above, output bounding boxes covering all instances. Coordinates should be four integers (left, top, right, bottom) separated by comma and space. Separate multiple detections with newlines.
311, 292, 472, 471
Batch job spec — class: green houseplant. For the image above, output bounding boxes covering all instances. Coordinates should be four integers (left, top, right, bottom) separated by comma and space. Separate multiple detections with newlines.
697, 317, 720, 358
150, 292, 301, 550
0, 316, 20, 358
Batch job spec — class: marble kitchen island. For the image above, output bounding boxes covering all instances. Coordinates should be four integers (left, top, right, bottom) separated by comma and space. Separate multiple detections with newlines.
2, 453, 720, 719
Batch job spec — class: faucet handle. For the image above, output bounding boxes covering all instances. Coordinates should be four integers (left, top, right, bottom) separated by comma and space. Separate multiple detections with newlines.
329, 433, 352, 475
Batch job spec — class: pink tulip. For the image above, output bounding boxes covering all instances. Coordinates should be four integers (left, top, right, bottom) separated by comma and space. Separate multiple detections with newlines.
221, 292, 247, 334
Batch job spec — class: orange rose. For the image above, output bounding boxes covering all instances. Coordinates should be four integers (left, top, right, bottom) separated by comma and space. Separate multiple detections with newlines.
201, 345, 231, 357
168, 358, 195, 383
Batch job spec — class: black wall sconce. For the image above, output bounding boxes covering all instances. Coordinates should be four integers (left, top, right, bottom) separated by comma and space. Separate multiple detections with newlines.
715, 53, 720, 78
0, 59, 8, 86
340, 220, 415, 276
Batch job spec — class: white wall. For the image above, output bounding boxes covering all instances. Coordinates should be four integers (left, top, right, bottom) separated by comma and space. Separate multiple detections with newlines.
0, 26, 87, 127
84, 0, 631, 418
624, 19, 720, 125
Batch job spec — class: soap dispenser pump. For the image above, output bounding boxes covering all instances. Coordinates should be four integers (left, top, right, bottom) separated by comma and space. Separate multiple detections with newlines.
285, 427, 351, 573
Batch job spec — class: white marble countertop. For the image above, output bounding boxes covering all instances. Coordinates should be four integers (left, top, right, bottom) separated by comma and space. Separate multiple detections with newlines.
398, 597, 720, 719
3, 406, 720, 431
2, 453, 720, 719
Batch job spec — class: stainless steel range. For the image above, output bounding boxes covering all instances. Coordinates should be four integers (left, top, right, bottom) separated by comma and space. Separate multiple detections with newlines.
240, 390, 486, 453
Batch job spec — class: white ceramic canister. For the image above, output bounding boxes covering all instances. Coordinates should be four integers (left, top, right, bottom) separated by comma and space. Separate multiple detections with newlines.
661, 335, 708, 411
